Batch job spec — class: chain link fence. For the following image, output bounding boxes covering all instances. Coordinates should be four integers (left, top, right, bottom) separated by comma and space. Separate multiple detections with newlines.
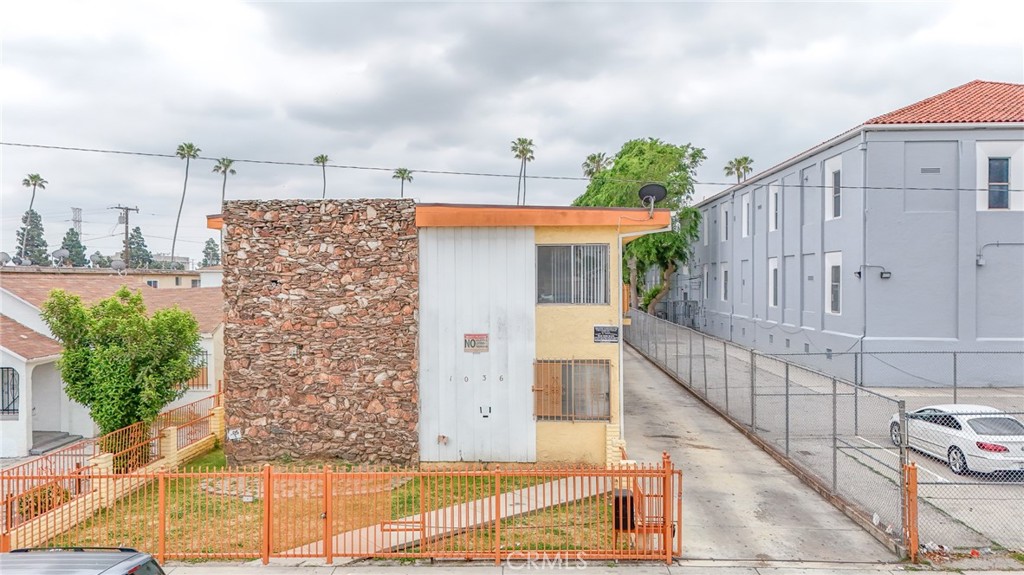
625, 310, 1024, 554
625, 311, 908, 551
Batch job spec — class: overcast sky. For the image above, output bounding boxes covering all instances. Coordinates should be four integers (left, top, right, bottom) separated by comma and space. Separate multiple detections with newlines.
2, 1, 1022, 266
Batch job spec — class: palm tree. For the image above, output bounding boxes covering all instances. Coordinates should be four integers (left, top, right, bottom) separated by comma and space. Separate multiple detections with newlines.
511, 137, 535, 205
314, 154, 330, 198
212, 158, 236, 262
581, 153, 612, 179
171, 142, 201, 265
724, 156, 755, 183
20, 173, 47, 258
392, 168, 413, 198
212, 158, 236, 208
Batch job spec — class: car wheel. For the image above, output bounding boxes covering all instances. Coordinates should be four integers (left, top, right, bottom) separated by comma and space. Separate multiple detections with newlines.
948, 447, 969, 476
889, 422, 901, 447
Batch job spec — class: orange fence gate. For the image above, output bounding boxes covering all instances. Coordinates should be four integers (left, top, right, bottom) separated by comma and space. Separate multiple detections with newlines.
2, 453, 683, 564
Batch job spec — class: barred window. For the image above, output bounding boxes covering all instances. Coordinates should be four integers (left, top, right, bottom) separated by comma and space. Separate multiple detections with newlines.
1, 367, 19, 415
534, 359, 610, 421
537, 244, 609, 305
186, 352, 210, 390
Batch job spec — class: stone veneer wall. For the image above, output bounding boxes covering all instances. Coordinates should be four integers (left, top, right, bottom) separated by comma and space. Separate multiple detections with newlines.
222, 199, 418, 465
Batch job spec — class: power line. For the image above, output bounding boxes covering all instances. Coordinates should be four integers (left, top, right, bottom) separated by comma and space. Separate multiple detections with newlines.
2, 140, 1020, 193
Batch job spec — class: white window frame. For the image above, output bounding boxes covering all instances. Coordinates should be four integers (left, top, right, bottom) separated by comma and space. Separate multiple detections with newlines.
146, 280, 158, 288
768, 183, 780, 231
536, 244, 609, 305
721, 265, 729, 302
702, 264, 709, 299
824, 155, 842, 221
825, 251, 842, 315
702, 210, 708, 246
741, 194, 751, 238
720, 204, 729, 242
768, 257, 779, 308
976, 141, 1023, 211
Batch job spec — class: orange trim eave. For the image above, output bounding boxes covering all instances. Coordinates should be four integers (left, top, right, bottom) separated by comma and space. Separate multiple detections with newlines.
416, 204, 671, 229
207, 214, 223, 230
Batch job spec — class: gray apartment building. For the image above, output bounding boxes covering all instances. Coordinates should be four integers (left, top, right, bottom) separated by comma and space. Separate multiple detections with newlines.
685, 80, 1024, 386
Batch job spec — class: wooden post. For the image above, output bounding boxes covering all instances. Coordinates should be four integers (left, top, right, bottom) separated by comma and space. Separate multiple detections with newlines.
662, 453, 672, 565
158, 472, 166, 564
261, 464, 272, 565
323, 465, 333, 564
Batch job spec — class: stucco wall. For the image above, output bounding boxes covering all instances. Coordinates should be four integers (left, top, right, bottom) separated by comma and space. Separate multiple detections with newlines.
222, 199, 419, 465
534, 226, 621, 464
686, 127, 1024, 386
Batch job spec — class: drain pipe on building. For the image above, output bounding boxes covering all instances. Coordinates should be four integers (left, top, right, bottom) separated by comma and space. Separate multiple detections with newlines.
617, 219, 673, 438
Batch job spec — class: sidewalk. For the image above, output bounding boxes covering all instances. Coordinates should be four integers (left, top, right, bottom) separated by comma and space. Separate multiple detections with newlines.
161, 557, 1024, 574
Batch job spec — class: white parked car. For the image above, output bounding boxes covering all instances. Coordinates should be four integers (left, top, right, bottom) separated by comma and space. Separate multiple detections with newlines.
889, 404, 1024, 476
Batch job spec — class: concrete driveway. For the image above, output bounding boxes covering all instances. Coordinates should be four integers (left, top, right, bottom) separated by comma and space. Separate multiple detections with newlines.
622, 346, 894, 562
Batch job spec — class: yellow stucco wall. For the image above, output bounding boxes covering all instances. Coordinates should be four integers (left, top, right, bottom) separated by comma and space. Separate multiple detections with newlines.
536, 421, 607, 464
534, 226, 622, 465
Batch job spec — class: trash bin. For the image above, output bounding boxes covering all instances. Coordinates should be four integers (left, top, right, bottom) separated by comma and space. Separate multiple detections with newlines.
613, 489, 634, 531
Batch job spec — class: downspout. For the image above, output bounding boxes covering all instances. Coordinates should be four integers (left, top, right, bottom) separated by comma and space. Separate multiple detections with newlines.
618, 219, 672, 438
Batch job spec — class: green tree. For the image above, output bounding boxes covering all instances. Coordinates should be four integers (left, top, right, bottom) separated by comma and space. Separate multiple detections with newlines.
40, 287, 203, 435
212, 157, 236, 208
581, 152, 612, 179
724, 156, 754, 183
172, 142, 201, 266
392, 168, 413, 198
128, 226, 154, 268
314, 154, 330, 199
511, 137, 535, 205
20, 174, 47, 259
573, 138, 706, 311
90, 251, 112, 268
200, 238, 220, 268
15, 209, 48, 265
59, 228, 89, 267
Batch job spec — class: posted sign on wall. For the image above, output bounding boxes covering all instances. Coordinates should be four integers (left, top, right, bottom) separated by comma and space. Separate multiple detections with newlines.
593, 325, 620, 343
464, 333, 489, 353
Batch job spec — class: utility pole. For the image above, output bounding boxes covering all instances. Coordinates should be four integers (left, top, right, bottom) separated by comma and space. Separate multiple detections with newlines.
109, 205, 139, 267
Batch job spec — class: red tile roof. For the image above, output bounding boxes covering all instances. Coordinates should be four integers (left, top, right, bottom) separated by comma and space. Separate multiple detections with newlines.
866, 80, 1024, 125
0, 315, 62, 360
0, 272, 223, 334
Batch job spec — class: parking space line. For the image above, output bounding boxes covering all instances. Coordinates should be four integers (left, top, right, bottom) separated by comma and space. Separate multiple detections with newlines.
856, 437, 949, 483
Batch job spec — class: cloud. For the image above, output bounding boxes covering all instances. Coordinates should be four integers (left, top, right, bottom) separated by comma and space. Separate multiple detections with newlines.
2, 0, 1021, 263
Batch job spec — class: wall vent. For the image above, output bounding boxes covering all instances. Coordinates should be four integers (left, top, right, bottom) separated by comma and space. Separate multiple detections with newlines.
920, 167, 941, 174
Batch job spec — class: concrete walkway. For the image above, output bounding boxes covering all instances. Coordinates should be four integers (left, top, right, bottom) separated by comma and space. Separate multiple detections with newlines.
621, 346, 894, 563
285, 476, 614, 556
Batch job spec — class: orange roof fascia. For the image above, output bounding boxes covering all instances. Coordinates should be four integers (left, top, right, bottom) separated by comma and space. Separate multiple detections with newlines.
416, 204, 671, 229
207, 214, 223, 230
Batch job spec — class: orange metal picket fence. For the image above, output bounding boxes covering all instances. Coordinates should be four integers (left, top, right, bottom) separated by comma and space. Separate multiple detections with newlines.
2, 455, 683, 564
0, 394, 221, 534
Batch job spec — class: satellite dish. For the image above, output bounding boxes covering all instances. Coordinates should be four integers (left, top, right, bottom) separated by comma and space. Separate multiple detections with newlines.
90, 253, 102, 264
53, 248, 70, 259
638, 183, 668, 206
111, 259, 127, 272
18, 256, 31, 266
0, 252, 10, 265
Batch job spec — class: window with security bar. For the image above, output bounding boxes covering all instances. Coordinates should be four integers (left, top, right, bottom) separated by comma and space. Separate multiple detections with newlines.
186, 351, 210, 390
534, 359, 611, 420
537, 244, 609, 305
1, 367, 19, 415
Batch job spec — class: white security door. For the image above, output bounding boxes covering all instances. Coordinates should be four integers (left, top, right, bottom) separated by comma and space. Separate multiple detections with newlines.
419, 227, 536, 462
